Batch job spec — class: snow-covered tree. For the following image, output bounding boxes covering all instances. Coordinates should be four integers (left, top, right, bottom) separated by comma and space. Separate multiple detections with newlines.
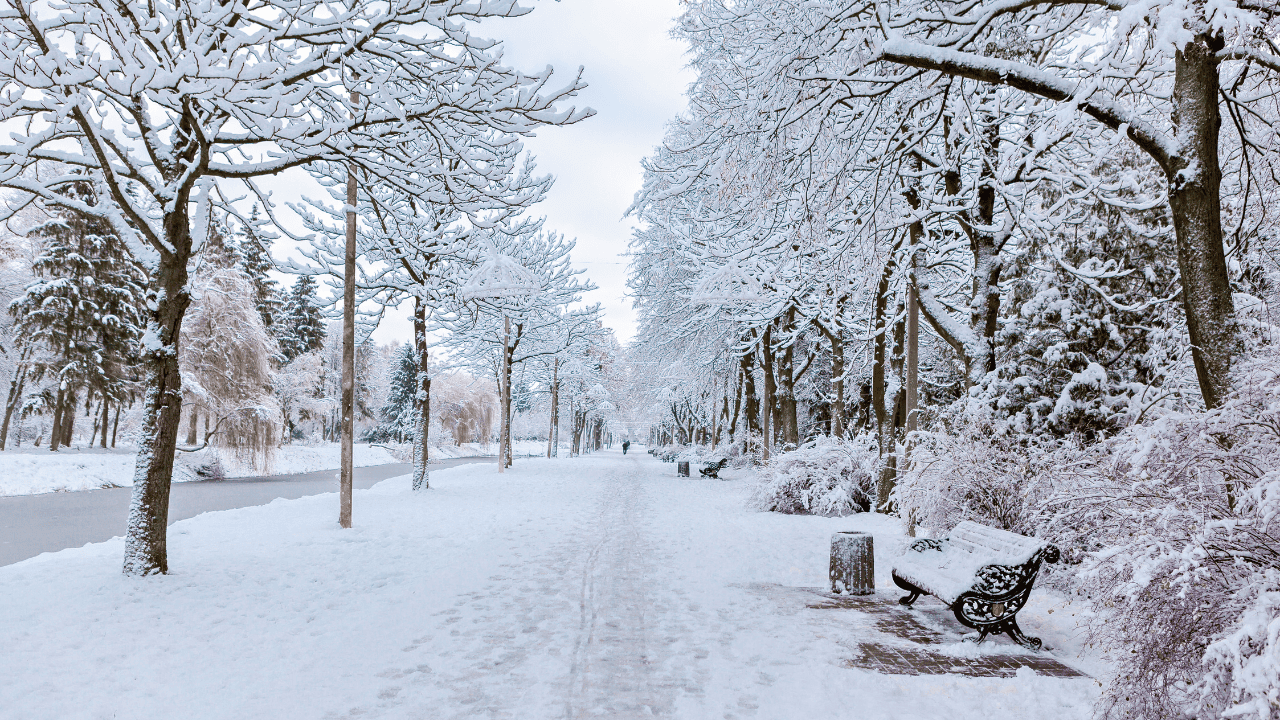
0, 0, 590, 575
239, 206, 283, 337
367, 343, 417, 443
279, 276, 327, 362
180, 264, 280, 470
6, 181, 145, 452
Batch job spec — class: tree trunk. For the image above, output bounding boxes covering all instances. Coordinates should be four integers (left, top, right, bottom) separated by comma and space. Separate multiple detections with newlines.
61, 389, 76, 446
548, 360, 559, 458
775, 310, 800, 447
830, 331, 845, 438
905, 152, 924, 435
100, 397, 110, 449
969, 96, 1001, 378
124, 227, 194, 575
740, 350, 759, 442
498, 316, 510, 472
1, 362, 28, 451
186, 406, 198, 446
90, 395, 101, 447
1170, 33, 1235, 409
49, 384, 66, 451
112, 405, 120, 448
503, 327, 514, 468
411, 298, 430, 492
759, 327, 775, 460
338, 145, 358, 529
872, 261, 892, 452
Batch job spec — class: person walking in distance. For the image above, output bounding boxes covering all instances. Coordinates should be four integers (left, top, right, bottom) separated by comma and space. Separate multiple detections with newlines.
622, 440, 630, 455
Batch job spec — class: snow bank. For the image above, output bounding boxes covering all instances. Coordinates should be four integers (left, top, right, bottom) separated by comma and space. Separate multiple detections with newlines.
0, 443, 402, 497
0, 451, 1099, 719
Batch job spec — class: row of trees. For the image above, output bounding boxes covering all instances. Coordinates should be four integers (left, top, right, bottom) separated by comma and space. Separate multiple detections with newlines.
628, 1, 1280, 717
0, 0, 598, 575
629, 0, 1280, 498
0, 189, 334, 458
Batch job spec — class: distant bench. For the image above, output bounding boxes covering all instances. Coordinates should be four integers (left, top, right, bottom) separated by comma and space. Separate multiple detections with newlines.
891, 521, 1060, 650
699, 458, 729, 479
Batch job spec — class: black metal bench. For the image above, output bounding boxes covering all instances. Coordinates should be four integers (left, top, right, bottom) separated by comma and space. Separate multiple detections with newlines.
699, 458, 729, 478
891, 521, 1060, 650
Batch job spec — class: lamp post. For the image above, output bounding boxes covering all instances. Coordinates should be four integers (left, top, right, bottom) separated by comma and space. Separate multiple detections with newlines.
460, 251, 541, 472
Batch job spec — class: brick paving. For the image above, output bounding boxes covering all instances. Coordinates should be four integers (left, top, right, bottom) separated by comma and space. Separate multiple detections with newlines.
748, 584, 1088, 679
847, 642, 1086, 678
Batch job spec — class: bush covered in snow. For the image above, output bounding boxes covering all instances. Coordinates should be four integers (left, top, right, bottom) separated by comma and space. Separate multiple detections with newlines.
895, 416, 1091, 538
748, 436, 876, 516
1050, 356, 1280, 720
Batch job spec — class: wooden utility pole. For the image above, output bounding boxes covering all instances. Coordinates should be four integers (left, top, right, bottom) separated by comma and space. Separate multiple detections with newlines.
340, 88, 357, 529
498, 315, 510, 473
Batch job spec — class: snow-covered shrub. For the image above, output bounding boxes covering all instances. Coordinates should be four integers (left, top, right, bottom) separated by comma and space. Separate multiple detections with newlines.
896, 416, 1090, 537
1053, 355, 1280, 720
749, 435, 876, 516
722, 433, 763, 468
657, 444, 685, 462
175, 451, 225, 482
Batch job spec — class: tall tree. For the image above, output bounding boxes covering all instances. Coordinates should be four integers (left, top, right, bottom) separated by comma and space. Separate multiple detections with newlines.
239, 206, 282, 336
7, 182, 145, 451
280, 276, 328, 362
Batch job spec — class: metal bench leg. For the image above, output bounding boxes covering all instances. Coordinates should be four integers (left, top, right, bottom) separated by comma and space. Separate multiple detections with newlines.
1002, 617, 1043, 651
891, 574, 924, 606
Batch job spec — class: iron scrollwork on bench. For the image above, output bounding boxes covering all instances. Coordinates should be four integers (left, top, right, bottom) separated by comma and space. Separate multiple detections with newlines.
700, 458, 729, 478
891, 522, 1060, 651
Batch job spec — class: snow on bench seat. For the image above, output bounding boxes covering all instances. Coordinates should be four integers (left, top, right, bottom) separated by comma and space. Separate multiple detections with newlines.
892, 522, 1044, 605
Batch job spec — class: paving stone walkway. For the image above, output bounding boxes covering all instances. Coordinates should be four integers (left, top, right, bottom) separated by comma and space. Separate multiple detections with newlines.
749, 585, 1087, 680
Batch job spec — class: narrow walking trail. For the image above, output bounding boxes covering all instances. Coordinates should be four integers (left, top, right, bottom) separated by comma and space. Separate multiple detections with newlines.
0, 450, 1098, 720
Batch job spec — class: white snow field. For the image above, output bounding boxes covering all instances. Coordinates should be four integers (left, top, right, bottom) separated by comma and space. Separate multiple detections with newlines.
0, 443, 402, 497
0, 449, 1099, 719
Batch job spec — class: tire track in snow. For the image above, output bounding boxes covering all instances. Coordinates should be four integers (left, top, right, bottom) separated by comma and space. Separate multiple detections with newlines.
564, 454, 677, 719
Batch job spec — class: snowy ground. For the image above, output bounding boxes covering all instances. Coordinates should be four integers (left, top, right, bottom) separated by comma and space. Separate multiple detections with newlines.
0, 449, 1099, 719
389, 439, 554, 461
0, 443, 402, 497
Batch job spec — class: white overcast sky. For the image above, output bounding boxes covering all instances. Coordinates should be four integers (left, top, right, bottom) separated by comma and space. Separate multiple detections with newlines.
364, 0, 694, 346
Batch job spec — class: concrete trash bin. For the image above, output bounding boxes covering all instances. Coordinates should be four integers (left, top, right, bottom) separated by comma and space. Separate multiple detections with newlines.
830, 531, 874, 595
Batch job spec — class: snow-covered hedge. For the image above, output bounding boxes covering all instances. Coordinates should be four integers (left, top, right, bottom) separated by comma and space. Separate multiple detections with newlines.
902, 356, 1280, 720
748, 436, 876, 516
1054, 355, 1280, 720
895, 417, 1078, 538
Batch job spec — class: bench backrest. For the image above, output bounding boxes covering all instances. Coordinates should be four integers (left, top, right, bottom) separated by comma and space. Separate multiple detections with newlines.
947, 521, 1045, 566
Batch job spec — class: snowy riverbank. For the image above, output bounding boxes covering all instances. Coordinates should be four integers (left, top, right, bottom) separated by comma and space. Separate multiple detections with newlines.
0, 450, 1101, 719
0, 443, 403, 497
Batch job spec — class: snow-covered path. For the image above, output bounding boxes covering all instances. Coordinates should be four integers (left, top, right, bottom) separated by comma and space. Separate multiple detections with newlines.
0, 450, 1098, 719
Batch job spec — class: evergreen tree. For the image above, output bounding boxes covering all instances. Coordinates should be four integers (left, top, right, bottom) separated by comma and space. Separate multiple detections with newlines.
7, 181, 147, 450
368, 343, 417, 442
239, 205, 282, 334
279, 275, 326, 361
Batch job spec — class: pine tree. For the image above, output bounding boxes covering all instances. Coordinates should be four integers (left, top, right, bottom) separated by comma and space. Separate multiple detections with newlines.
370, 343, 417, 443
279, 275, 326, 361
239, 205, 282, 334
7, 181, 147, 450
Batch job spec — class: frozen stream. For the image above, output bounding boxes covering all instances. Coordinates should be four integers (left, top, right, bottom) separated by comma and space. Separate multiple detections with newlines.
0, 458, 493, 567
